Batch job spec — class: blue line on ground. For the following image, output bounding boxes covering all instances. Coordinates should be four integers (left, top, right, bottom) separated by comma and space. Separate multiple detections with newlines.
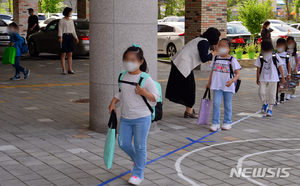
198, 141, 216, 143
97, 130, 219, 186
186, 137, 195, 142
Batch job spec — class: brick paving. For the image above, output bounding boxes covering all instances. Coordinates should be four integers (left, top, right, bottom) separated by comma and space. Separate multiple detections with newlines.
0, 55, 300, 186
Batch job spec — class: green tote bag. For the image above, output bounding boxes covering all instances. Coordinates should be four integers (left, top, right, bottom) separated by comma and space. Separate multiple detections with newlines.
2, 46, 16, 65
103, 110, 118, 170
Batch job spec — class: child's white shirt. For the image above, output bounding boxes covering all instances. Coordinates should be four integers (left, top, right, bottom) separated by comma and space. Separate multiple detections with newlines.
277, 52, 290, 77
254, 53, 284, 82
287, 49, 298, 70
209, 56, 241, 93
115, 73, 160, 120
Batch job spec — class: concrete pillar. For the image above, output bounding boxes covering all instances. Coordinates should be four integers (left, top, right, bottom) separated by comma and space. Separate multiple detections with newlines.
89, 0, 157, 132
77, 0, 89, 19
185, 0, 227, 44
13, 0, 38, 37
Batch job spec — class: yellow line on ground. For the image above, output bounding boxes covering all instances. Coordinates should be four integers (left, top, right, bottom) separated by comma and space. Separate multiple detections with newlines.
0, 82, 89, 89
0, 78, 256, 88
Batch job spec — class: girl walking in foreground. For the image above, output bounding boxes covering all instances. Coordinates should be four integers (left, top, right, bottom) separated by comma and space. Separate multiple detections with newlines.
109, 45, 160, 185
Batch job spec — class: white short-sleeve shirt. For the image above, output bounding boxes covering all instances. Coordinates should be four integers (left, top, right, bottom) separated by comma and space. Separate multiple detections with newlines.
210, 56, 241, 93
114, 73, 160, 120
254, 53, 284, 82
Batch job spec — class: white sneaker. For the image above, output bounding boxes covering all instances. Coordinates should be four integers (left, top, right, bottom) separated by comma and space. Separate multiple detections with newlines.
209, 124, 220, 131
128, 176, 143, 185
221, 124, 232, 130
286, 94, 291, 100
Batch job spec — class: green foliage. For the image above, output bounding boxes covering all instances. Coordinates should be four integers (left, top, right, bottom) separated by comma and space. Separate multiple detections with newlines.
162, 0, 185, 17
294, 0, 300, 22
245, 44, 256, 53
235, 45, 244, 53
40, 0, 66, 13
257, 43, 261, 53
0, 0, 12, 13
230, 47, 235, 53
238, 0, 273, 38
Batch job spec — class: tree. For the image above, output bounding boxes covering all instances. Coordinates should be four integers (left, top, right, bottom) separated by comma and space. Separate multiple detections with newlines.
39, 0, 66, 13
294, 0, 300, 22
238, 0, 273, 40
163, 0, 185, 17
285, 0, 291, 20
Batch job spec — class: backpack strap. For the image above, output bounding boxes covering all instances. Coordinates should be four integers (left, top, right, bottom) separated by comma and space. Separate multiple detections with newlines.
118, 70, 128, 91
259, 53, 264, 75
272, 53, 280, 75
138, 72, 154, 113
228, 56, 234, 78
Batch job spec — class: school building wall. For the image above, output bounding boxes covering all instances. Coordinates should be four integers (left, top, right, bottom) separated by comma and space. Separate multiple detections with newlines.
185, 0, 227, 44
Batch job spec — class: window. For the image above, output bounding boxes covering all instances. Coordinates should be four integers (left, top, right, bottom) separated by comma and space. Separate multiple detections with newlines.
38, 15, 46, 20
158, 25, 174, 32
273, 26, 299, 32
75, 21, 89, 30
227, 24, 250, 34
47, 20, 58, 31
0, 19, 7, 26
0, 15, 12, 20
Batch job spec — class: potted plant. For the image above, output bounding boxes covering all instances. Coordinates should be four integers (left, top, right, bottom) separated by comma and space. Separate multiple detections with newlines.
229, 47, 235, 56
235, 45, 244, 59
245, 44, 256, 59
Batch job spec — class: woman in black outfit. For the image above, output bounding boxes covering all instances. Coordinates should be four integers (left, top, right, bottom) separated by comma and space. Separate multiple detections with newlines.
166, 27, 220, 118
261, 21, 271, 42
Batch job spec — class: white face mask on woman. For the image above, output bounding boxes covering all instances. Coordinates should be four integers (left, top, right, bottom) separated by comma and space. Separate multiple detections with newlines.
218, 47, 229, 56
123, 61, 139, 72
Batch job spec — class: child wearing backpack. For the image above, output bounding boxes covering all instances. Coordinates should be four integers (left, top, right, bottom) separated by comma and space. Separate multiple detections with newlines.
7, 23, 30, 80
255, 41, 286, 116
206, 38, 241, 131
108, 45, 160, 185
287, 36, 299, 74
276, 38, 292, 101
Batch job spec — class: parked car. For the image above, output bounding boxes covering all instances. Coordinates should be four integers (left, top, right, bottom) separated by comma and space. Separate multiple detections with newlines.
0, 18, 10, 45
39, 17, 56, 28
162, 16, 184, 22
267, 19, 289, 25
51, 13, 77, 20
269, 24, 300, 49
38, 13, 47, 23
28, 19, 89, 56
227, 22, 252, 47
0, 14, 12, 24
157, 22, 185, 57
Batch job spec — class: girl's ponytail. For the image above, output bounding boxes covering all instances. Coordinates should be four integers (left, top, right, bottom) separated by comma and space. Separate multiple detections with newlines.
140, 57, 148, 72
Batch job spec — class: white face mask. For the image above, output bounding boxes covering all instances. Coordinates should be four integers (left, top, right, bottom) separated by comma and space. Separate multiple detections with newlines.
123, 61, 139, 72
218, 47, 229, 56
287, 44, 295, 49
277, 47, 285, 53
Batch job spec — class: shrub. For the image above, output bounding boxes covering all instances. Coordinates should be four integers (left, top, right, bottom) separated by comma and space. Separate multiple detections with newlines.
245, 44, 256, 53
235, 45, 244, 53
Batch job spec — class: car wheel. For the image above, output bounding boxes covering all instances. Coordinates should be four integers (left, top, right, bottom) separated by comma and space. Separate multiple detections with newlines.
28, 40, 39, 57
167, 43, 177, 57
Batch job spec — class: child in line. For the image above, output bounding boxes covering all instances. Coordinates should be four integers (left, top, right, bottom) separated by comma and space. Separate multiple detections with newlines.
286, 36, 299, 99
206, 38, 241, 131
7, 23, 30, 80
276, 38, 291, 101
255, 41, 286, 116
109, 45, 160, 185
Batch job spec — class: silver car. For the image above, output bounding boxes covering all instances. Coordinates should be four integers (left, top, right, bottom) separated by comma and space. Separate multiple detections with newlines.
269, 24, 300, 49
0, 18, 10, 45
28, 19, 89, 56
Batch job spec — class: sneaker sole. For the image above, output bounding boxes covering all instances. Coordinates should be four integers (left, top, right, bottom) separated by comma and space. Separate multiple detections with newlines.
209, 127, 220, 131
221, 127, 231, 130
10, 79, 20, 81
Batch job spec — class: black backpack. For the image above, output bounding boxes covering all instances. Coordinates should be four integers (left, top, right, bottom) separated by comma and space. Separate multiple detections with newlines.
213, 56, 241, 93
259, 53, 280, 76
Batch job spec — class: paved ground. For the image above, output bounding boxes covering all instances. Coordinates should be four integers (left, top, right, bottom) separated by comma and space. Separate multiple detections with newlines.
0, 53, 300, 186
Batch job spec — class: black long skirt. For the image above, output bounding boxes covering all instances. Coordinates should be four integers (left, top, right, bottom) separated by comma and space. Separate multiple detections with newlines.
165, 62, 196, 108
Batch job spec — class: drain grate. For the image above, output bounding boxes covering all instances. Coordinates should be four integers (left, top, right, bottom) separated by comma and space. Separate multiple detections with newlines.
70, 99, 89, 104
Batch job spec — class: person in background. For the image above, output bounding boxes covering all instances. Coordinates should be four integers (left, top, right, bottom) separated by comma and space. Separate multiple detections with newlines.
8, 23, 30, 80
206, 38, 241, 131
166, 27, 220, 118
58, 7, 79, 75
26, 8, 39, 41
261, 21, 271, 42
255, 41, 286, 116
276, 38, 291, 101
286, 36, 299, 74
